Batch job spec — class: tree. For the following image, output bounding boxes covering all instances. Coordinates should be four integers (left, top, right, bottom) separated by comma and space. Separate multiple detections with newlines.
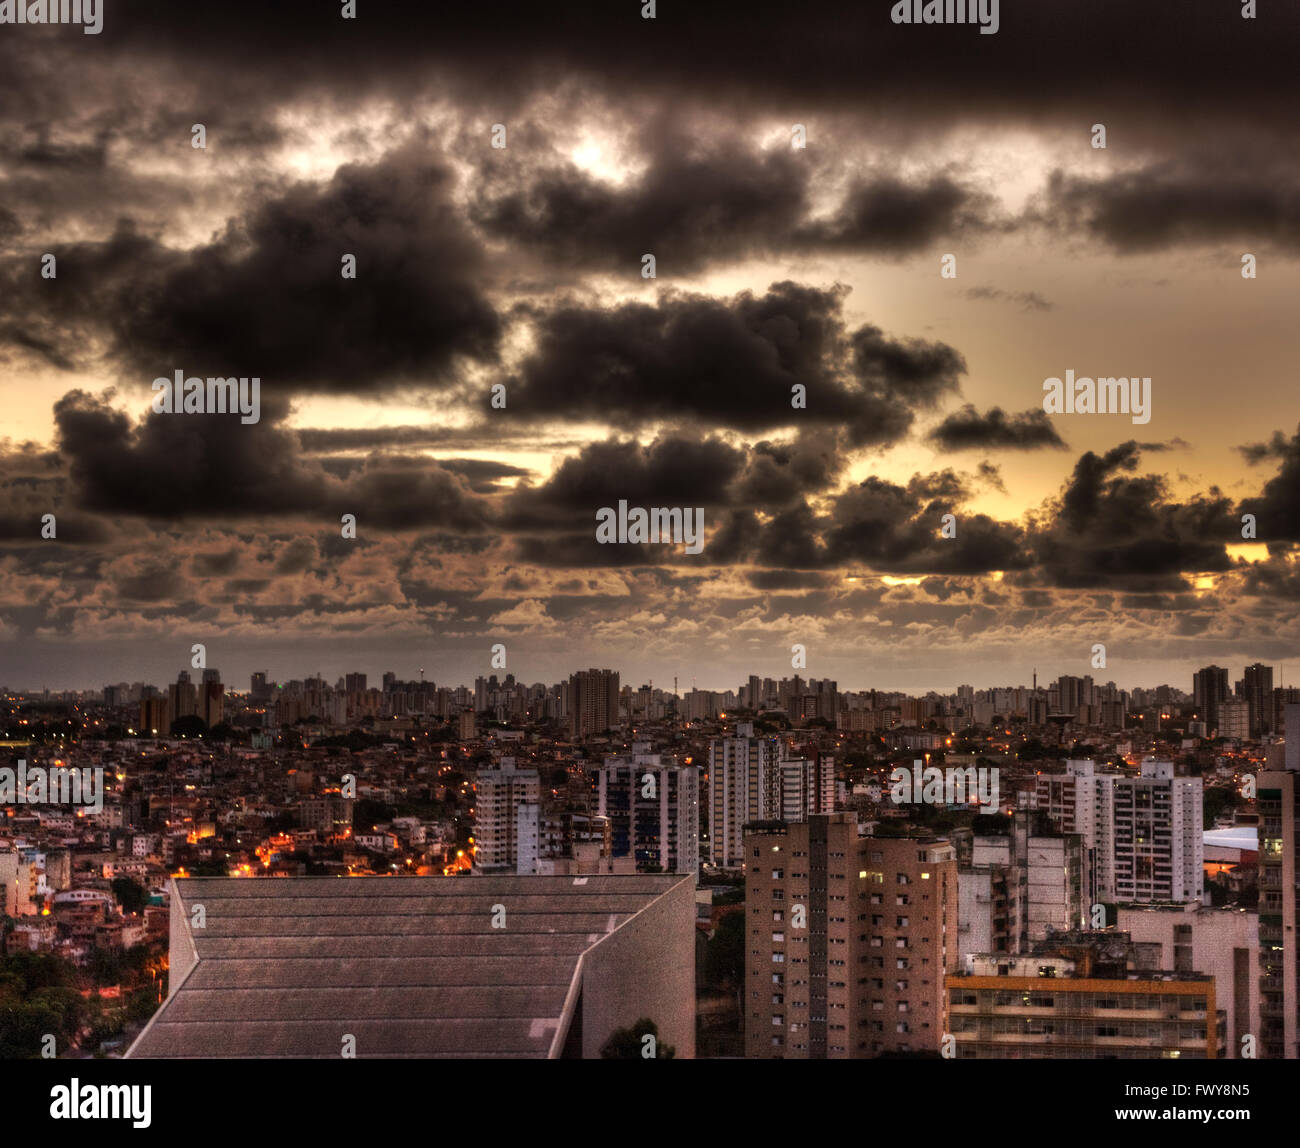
0, 952, 86, 1057
111, 876, 149, 916
600, 1018, 676, 1059
352, 798, 394, 830
169, 714, 207, 738
703, 910, 745, 990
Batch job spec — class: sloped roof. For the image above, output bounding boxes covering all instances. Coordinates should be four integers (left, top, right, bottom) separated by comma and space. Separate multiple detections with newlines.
127, 874, 684, 1058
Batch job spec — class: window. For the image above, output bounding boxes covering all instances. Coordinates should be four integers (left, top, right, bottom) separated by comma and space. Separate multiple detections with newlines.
772, 953, 785, 963
773, 910, 784, 922
772, 869, 784, 880
772, 932, 785, 942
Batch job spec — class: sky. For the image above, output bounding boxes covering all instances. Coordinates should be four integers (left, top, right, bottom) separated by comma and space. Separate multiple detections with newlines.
3, 0, 1300, 695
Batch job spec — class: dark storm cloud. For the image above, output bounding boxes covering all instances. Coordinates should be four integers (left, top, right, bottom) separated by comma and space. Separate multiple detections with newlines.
1239, 428, 1294, 465
312, 451, 534, 494
0, 444, 114, 544
506, 428, 856, 534
819, 476, 1030, 575
501, 431, 856, 566
507, 282, 964, 443
730, 435, 846, 508
190, 548, 241, 577
273, 538, 319, 576
1238, 423, 1300, 543
714, 469, 1031, 574
1241, 558, 1300, 601
26, 1, 1299, 132
849, 324, 964, 409
504, 436, 745, 531
13, 129, 109, 171
472, 140, 996, 270
472, 140, 809, 272
54, 389, 325, 517
1021, 442, 1235, 590
0, 206, 20, 242
434, 459, 532, 494
748, 569, 835, 591
511, 532, 679, 569
50, 390, 492, 531
115, 149, 500, 391
0, 512, 112, 545
798, 175, 998, 253
112, 555, 186, 603
1037, 163, 1300, 252
0, 149, 501, 395
928, 405, 1068, 450
0, 222, 170, 373
976, 461, 1007, 493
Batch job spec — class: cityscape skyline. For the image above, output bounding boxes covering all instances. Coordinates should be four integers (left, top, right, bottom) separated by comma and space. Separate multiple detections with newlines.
9, 655, 1300, 701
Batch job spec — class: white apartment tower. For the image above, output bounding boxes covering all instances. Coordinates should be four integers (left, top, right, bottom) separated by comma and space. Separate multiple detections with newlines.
597, 751, 699, 876
709, 723, 833, 867
473, 758, 540, 873
1036, 758, 1202, 904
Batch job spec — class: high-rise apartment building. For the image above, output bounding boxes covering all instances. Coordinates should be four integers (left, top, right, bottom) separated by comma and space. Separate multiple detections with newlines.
744, 813, 958, 1059
1273, 688, 1300, 739
569, 668, 620, 738
709, 725, 833, 867
1036, 758, 1202, 905
597, 753, 699, 875
1257, 702, 1300, 1058
1193, 665, 1231, 733
1220, 698, 1251, 741
167, 671, 198, 729
959, 818, 1086, 956
139, 695, 167, 735
1244, 662, 1274, 737
200, 678, 224, 729
473, 759, 540, 873
1112, 759, 1203, 903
